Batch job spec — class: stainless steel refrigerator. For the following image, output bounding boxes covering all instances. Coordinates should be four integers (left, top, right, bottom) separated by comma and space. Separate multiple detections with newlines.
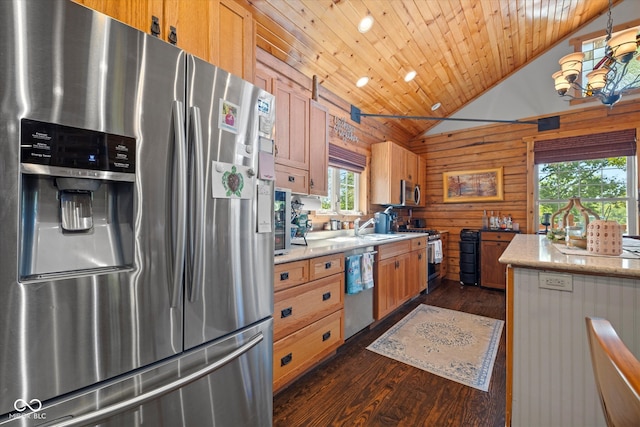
0, 1, 275, 425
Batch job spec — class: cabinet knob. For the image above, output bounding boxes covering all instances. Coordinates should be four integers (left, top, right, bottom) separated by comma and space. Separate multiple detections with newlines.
168, 26, 177, 45
150, 16, 160, 37
280, 307, 293, 318
310, 179, 314, 188
279, 272, 289, 281
322, 292, 331, 301
288, 176, 295, 182
322, 331, 331, 342
280, 353, 292, 367
325, 261, 332, 269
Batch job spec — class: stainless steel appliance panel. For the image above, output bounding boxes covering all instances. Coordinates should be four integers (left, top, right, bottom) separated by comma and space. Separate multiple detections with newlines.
0, 0, 185, 415
183, 55, 274, 349
400, 179, 420, 206
0, 319, 272, 426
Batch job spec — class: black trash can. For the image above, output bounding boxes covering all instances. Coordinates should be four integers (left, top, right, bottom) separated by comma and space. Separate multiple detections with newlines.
459, 229, 480, 286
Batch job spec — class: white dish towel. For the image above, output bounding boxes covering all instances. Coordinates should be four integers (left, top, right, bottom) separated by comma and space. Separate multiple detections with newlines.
434, 239, 443, 264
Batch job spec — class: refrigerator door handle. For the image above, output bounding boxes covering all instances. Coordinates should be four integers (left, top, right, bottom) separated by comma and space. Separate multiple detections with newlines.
170, 100, 187, 308
188, 105, 205, 303
50, 332, 265, 427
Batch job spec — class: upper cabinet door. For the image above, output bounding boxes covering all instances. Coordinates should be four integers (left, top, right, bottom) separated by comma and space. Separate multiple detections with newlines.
74, 0, 163, 33
217, 0, 255, 81
274, 84, 309, 170
308, 100, 329, 197
164, 0, 215, 62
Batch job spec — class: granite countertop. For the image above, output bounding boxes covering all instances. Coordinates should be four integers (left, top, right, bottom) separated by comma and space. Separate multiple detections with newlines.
274, 232, 429, 265
499, 234, 640, 278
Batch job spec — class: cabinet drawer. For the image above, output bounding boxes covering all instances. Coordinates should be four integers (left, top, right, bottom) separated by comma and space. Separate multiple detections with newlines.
274, 260, 309, 292
309, 253, 344, 281
482, 231, 516, 242
411, 237, 427, 251
273, 310, 344, 391
274, 274, 344, 341
377, 240, 411, 260
275, 164, 308, 194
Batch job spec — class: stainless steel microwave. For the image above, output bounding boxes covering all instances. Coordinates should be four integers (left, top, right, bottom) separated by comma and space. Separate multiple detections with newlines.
400, 179, 420, 206
274, 188, 292, 255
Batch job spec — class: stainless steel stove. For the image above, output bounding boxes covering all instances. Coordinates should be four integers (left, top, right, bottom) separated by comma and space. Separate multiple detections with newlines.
400, 227, 441, 241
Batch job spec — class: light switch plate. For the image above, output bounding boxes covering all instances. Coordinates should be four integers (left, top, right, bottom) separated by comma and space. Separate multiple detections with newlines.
538, 271, 573, 292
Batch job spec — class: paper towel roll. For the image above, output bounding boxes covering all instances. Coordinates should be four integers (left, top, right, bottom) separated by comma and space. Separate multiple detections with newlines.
293, 196, 322, 211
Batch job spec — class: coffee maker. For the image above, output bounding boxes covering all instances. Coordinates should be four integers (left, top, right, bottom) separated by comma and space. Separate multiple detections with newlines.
374, 206, 395, 234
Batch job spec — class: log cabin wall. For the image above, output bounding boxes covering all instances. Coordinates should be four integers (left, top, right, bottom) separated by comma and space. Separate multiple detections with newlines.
408, 99, 640, 281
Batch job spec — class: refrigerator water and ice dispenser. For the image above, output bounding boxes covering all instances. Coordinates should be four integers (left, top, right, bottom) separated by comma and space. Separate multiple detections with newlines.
19, 119, 136, 280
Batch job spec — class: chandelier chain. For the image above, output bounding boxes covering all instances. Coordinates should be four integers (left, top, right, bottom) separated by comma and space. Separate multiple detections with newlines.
606, 0, 613, 42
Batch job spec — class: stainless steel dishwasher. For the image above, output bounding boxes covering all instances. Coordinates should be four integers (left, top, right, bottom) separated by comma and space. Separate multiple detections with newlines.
344, 245, 376, 339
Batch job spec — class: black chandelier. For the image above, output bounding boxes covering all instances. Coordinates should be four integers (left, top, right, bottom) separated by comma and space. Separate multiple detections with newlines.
552, 0, 639, 107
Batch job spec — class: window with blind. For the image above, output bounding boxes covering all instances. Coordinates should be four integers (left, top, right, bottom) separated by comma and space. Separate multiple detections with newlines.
317, 144, 366, 215
534, 129, 637, 234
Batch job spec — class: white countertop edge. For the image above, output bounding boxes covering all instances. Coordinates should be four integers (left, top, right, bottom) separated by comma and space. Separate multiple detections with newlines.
274, 232, 429, 264
499, 234, 640, 278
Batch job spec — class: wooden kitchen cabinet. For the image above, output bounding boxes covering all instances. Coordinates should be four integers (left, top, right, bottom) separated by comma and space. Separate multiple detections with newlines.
76, 0, 255, 80
376, 255, 404, 319
308, 100, 329, 197
371, 141, 418, 205
256, 65, 329, 196
73, 0, 162, 35
480, 231, 516, 289
273, 83, 309, 193
374, 239, 417, 320
408, 237, 427, 297
273, 256, 344, 392
274, 84, 309, 170
274, 164, 309, 195
216, 0, 255, 81
404, 149, 418, 184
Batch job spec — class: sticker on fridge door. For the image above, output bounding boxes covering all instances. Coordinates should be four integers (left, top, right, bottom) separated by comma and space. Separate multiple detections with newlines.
212, 161, 253, 199
257, 184, 272, 233
219, 99, 239, 134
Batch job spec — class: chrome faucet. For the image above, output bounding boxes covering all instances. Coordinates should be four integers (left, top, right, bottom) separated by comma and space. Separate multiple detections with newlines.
354, 217, 376, 237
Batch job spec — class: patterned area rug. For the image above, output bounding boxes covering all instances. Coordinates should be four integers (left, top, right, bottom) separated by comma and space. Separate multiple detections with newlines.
367, 304, 504, 391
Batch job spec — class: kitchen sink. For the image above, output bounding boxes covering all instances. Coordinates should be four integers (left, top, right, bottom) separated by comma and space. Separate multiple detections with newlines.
360, 234, 399, 241
327, 234, 400, 243
328, 236, 359, 242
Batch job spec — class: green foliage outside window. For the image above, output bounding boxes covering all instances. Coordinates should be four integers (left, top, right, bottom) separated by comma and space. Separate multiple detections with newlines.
319, 167, 360, 214
538, 157, 629, 231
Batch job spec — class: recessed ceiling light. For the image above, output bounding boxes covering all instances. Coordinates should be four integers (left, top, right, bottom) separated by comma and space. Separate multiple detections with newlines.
404, 70, 417, 82
358, 15, 374, 33
356, 76, 369, 87
431, 102, 441, 111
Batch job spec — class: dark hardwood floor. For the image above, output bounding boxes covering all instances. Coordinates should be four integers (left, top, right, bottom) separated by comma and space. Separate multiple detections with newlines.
273, 280, 506, 427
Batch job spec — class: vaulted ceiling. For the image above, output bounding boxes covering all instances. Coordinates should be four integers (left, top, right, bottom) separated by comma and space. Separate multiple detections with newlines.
244, 0, 619, 140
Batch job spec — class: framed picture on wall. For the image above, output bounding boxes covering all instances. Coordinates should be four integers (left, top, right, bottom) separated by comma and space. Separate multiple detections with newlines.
443, 167, 504, 203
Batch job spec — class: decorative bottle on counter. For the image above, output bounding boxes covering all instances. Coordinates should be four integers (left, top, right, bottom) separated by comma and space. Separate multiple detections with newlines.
482, 210, 489, 230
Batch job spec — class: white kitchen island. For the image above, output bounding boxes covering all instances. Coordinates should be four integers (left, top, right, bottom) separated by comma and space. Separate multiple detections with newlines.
499, 234, 640, 427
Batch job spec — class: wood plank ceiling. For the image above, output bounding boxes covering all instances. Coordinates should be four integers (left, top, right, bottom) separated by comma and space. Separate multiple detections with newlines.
243, 0, 617, 140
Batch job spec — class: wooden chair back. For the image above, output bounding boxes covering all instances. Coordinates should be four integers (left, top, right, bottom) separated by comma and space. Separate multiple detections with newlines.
586, 317, 640, 427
